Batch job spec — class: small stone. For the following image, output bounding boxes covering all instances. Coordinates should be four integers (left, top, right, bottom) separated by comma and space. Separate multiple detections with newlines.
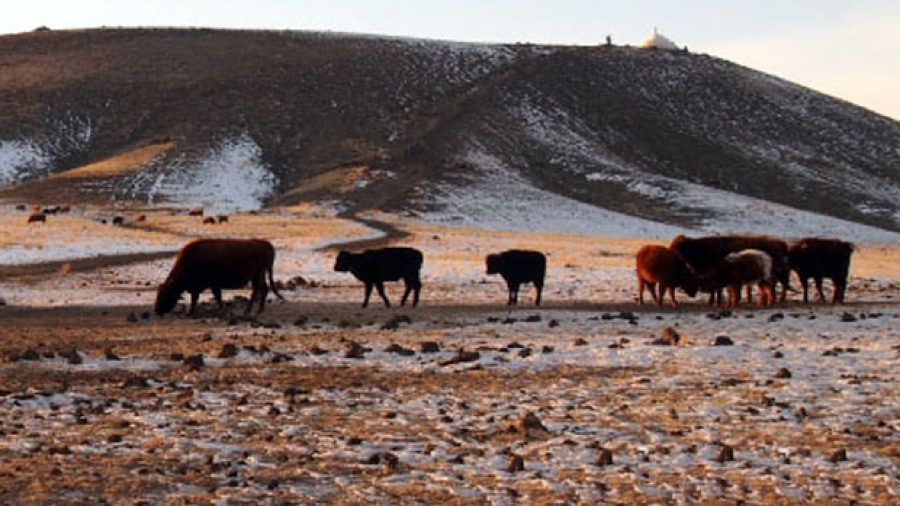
595, 449, 614, 467
420, 341, 441, 353
654, 327, 681, 346
105, 347, 120, 361
218, 343, 239, 359
126, 312, 138, 323
840, 312, 858, 323
716, 445, 734, 463
521, 412, 547, 434
507, 455, 525, 473
775, 368, 792, 379
829, 449, 847, 463
713, 335, 734, 346
184, 354, 204, 370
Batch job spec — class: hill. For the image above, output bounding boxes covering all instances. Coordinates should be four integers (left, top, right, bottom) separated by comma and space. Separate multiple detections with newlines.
1, 28, 899, 238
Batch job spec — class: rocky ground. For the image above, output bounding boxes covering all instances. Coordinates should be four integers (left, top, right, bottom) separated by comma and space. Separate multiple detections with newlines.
2, 208, 900, 504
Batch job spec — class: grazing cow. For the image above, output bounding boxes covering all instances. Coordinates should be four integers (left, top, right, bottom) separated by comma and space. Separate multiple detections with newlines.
155, 238, 283, 316
334, 247, 423, 308
670, 234, 790, 302
202, 216, 217, 225
27, 213, 46, 224
635, 245, 699, 307
217, 215, 229, 223
788, 238, 854, 304
699, 249, 775, 308
111, 216, 125, 225
485, 249, 546, 306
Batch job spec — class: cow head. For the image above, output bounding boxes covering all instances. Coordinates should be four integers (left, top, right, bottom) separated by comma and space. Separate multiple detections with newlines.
154, 279, 183, 316
334, 251, 354, 272
485, 254, 502, 275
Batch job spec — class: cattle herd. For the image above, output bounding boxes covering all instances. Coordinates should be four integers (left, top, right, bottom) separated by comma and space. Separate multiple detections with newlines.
154, 234, 855, 317
638, 234, 854, 308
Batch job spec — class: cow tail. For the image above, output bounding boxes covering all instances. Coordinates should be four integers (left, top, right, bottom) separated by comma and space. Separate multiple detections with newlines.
269, 262, 285, 300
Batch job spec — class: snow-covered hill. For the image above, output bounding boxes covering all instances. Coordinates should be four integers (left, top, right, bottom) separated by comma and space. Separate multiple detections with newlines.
1, 28, 899, 239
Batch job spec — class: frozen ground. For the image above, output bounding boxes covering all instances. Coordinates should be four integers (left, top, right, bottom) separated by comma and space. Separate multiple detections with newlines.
2, 206, 900, 503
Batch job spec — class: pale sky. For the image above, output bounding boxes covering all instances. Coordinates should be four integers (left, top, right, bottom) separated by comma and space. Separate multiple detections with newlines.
2, 1, 899, 121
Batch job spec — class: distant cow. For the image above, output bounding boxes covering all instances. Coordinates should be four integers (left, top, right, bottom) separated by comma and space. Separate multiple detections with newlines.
635, 245, 699, 307
788, 238, 854, 304
111, 216, 125, 225
27, 213, 46, 224
334, 247, 423, 308
217, 215, 229, 223
155, 238, 284, 316
670, 234, 790, 303
202, 216, 217, 225
485, 249, 546, 306
699, 249, 774, 308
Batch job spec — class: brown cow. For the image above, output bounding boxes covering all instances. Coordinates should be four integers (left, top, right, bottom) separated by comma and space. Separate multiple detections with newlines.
27, 213, 46, 224
788, 238, 854, 304
155, 238, 284, 316
699, 249, 774, 308
635, 245, 699, 307
670, 234, 790, 303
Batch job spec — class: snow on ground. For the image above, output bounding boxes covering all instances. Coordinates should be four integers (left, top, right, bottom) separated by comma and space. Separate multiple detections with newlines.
422, 148, 687, 240
0, 139, 50, 185
144, 134, 278, 214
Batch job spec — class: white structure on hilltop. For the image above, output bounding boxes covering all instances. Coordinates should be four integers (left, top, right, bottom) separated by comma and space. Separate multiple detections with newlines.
638, 28, 680, 51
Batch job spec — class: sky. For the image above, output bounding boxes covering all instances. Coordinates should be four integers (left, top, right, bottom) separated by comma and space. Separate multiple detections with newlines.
2, 1, 899, 121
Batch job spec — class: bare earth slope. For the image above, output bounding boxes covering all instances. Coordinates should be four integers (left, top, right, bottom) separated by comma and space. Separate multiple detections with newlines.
1, 28, 900, 231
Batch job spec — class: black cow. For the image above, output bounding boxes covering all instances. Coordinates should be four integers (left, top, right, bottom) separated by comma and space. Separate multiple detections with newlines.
334, 247, 423, 308
486, 249, 546, 306
788, 237, 855, 304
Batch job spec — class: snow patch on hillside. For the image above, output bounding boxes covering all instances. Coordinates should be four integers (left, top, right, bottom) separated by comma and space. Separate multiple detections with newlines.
146, 134, 277, 213
421, 148, 685, 239
0, 139, 51, 185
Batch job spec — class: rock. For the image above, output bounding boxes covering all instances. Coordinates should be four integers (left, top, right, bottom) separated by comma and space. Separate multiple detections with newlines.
0, 297, 7, 307
713, 335, 734, 346
184, 354, 205, 370
63, 348, 82, 365
309, 345, 328, 355
595, 449, 614, 467
104, 347, 120, 361
840, 312, 858, 323
775, 367, 792, 379
381, 315, 412, 330
520, 412, 547, 436
439, 349, 480, 367
420, 341, 441, 353
218, 343, 239, 359
768, 312, 784, 322
829, 448, 848, 463
366, 451, 399, 471
344, 340, 370, 359
507, 455, 525, 473
293, 316, 309, 327
548, 319, 559, 328
126, 312, 138, 323
524, 314, 541, 323
653, 327, 681, 346
384, 343, 416, 356
716, 444, 734, 463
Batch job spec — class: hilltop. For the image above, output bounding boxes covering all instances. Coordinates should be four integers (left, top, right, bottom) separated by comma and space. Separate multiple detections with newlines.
1, 28, 899, 238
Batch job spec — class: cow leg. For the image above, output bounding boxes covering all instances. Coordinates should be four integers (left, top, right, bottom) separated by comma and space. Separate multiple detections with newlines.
745, 285, 753, 304
254, 279, 269, 314
411, 277, 421, 307
362, 283, 374, 308
507, 282, 519, 306
833, 278, 846, 304
798, 277, 809, 304
666, 285, 678, 308
188, 292, 200, 315
212, 287, 224, 308
534, 280, 543, 306
814, 277, 826, 303
375, 282, 391, 308
638, 278, 647, 305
